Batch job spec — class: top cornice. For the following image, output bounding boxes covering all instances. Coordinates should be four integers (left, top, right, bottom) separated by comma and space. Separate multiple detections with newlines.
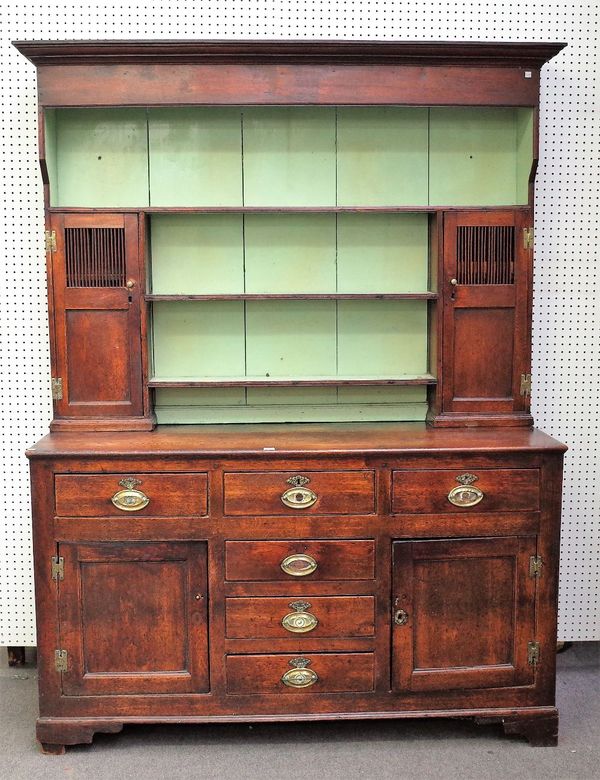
13, 40, 566, 69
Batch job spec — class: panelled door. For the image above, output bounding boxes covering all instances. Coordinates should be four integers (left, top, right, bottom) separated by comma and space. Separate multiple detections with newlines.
57, 541, 209, 695
49, 212, 144, 419
392, 536, 537, 692
441, 210, 532, 416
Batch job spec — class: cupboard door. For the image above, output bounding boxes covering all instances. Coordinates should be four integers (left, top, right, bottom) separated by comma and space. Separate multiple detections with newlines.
49, 213, 144, 419
392, 536, 536, 692
58, 541, 208, 695
440, 210, 532, 418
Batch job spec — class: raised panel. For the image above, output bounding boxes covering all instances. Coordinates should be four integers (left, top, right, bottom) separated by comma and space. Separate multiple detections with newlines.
58, 542, 208, 695
453, 308, 515, 399
65, 309, 130, 403
392, 537, 537, 692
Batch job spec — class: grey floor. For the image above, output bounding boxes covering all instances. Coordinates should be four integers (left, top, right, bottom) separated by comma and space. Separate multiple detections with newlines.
1, 643, 598, 780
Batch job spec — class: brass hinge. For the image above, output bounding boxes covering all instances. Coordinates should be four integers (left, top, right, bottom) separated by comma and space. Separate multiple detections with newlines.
523, 227, 534, 250
45, 230, 57, 253
527, 641, 540, 666
529, 555, 543, 578
520, 373, 532, 397
54, 649, 68, 672
51, 377, 63, 401
51, 555, 64, 581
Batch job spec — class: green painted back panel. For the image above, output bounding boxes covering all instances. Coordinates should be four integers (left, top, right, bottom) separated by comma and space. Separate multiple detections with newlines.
337, 213, 429, 292
154, 386, 427, 423
148, 108, 243, 206
337, 300, 428, 376
516, 108, 534, 204
245, 301, 337, 377
152, 301, 245, 378
52, 108, 149, 207
429, 107, 527, 206
150, 214, 244, 294
244, 214, 337, 293
242, 108, 336, 206
337, 107, 429, 206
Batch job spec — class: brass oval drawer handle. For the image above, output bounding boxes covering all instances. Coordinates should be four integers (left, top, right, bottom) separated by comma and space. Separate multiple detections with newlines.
282, 601, 319, 634
281, 486, 318, 509
281, 657, 318, 688
447, 485, 484, 507
280, 554, 318, 577
111, 488, 150, 512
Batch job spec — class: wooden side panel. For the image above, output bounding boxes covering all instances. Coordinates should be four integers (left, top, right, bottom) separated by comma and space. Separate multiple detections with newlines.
392, 536, 537, 692
58, 541, 209, 695
50, 213, 145, 421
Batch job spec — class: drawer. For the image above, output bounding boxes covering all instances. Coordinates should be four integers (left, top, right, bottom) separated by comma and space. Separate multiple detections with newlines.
223, 471, 375, 515
225, 596, 375, 639
55, 473, 208, 517
391, 468, 540, 514
225, 540, 375, 581
226, 652, 375, 694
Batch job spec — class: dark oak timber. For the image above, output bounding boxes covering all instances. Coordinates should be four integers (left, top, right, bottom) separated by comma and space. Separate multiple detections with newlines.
15, 39, 566, 752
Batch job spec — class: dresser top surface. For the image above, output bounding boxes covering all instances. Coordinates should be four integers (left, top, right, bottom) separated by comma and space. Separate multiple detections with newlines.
26, 423, 567, 459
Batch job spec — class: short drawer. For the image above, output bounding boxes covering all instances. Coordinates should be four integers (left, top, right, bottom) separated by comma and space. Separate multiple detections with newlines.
54, 473, 208, 517
225, 540, 375, 581
223, 471, 375, 515
391, 468, 540, 514
226, 652, 375, 694
225, 596, 375, 639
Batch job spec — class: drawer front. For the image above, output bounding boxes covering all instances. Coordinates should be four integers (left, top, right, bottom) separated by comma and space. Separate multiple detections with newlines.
55, 473, 208, 517
392, 468, 540, 514
223, 471, 375, 516
226, 596, 375, 639
226, 652, 375, 694
225, 540, 375, 581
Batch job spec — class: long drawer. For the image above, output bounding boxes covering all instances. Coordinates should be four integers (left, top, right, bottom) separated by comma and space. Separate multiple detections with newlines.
223, 471, 375, 515
225, 596, 375, 639
226, 652, 375, 694
225, 540, 375, 581
392, 468, 540, 514
54, 473, 208, 517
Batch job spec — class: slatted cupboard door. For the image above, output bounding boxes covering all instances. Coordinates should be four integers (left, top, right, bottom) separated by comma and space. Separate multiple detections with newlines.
438, 210, 533, 424
48, 213, 145, 425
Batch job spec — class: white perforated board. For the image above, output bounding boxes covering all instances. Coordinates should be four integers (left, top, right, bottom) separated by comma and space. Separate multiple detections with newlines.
0, 1, 598, 644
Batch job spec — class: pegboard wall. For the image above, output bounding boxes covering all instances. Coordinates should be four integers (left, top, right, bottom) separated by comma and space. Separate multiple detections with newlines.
0, 1, 598, 645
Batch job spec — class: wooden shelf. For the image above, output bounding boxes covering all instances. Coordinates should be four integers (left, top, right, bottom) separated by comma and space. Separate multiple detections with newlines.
47, 205, 533, 214
149, 375, 437, 388
146, 293, 438, 302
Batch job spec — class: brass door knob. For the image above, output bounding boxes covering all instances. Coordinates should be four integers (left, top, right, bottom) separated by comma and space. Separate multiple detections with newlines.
280, 554, 318, 577
394, 608, 409, 626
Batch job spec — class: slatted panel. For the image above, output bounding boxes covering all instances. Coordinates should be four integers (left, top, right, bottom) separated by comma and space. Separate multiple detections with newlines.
65, 227, 126, 288
456, 225, 515, 285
